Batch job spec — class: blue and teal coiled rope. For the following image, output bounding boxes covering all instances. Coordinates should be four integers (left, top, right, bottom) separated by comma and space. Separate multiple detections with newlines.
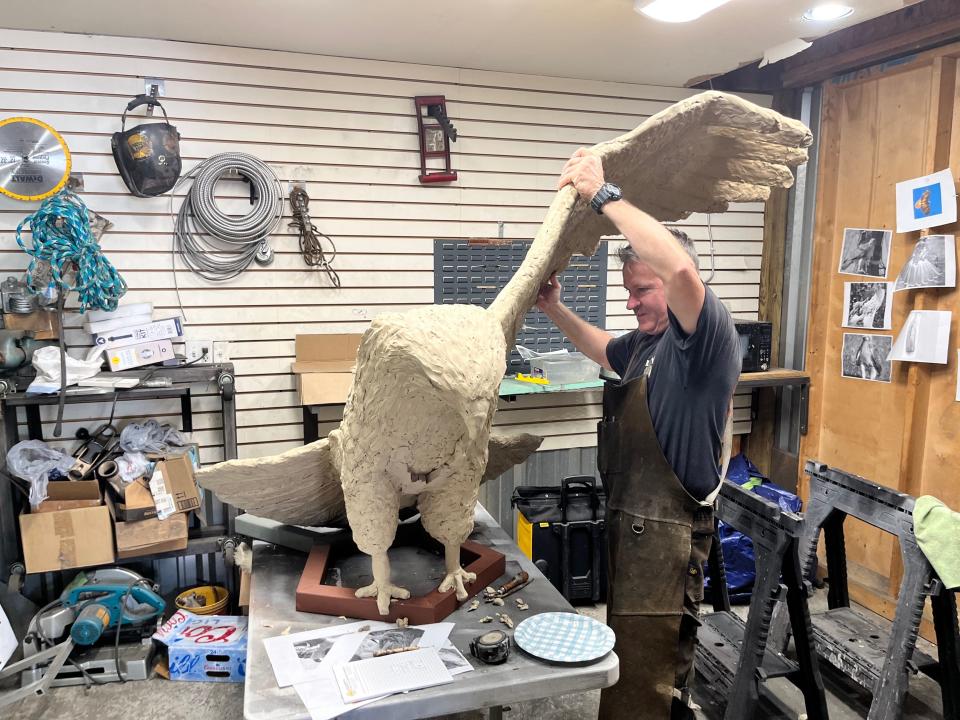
15, 190, 126, 312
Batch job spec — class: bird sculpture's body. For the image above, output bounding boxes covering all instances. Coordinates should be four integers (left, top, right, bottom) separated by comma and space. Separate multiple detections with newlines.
198, 91, 813, 614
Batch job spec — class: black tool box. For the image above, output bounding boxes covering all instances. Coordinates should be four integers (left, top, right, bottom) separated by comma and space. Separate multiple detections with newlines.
511, 476, 607, 603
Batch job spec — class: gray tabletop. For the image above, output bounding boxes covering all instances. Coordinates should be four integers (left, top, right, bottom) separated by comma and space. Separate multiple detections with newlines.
245, 506, 619, 720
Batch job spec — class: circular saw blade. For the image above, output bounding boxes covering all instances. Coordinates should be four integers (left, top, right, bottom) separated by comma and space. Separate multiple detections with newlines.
0, 117, 71, 201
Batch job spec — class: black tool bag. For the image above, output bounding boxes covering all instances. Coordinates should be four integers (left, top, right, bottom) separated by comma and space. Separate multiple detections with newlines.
511, 475, 607, 603
111, 94, 182, 197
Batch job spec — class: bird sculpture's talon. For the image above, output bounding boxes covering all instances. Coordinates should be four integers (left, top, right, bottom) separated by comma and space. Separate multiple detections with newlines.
438, 568, 477, 601
356, 582, 411, 615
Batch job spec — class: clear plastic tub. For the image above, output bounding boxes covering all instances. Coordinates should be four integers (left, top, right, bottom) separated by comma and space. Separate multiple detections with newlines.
529, 352, 600, 385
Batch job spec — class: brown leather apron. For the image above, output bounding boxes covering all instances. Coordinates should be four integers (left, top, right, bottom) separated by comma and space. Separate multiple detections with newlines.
597, 374, 704, 720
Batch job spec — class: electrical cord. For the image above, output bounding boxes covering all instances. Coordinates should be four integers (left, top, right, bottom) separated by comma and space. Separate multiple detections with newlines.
288, 186, 341, 288
171, 153, 283, 284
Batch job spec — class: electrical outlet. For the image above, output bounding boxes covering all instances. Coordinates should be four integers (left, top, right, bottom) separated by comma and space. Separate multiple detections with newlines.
185, 340, 212, 363
212, 341, 231, 364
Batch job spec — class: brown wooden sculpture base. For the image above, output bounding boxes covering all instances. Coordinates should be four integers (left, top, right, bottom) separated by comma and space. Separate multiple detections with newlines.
296, 539, 505, 623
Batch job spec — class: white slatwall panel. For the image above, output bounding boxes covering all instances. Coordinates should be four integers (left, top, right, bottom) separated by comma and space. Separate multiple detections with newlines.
0, 29, 766, 461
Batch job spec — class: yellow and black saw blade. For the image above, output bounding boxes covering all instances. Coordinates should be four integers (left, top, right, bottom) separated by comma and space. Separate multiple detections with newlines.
0, 116, 71, 201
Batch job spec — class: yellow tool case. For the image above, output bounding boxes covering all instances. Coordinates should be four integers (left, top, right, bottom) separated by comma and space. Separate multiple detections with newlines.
512, 476, 607, 603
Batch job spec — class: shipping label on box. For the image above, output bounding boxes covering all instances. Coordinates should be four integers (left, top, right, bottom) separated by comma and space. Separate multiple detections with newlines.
155, 611, 247, 683
93, 317, 183, 350
106, 339, 175, 371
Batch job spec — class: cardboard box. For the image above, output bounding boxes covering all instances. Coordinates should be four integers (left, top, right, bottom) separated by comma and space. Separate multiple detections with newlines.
151, 454, 201, 517
111, 506, 188, 559
93, 317, 183, 350
106, 339, 175, 371
154, 611, 247, 683
20, 505, 114, 574
292, 334, 362, 405
34, 479, 101, 513
105, 478, 158, 522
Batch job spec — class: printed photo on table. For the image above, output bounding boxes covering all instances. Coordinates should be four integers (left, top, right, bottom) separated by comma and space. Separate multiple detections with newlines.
350, 627, 425, 661
841, 333, 893, 383
293, 636, 336, 667
894, 234, 956, 291
843, 282, 892, 330
838, 228, 892, 278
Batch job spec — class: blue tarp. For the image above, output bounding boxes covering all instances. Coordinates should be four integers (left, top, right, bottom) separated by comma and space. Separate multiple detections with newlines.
704, 454, 802, 603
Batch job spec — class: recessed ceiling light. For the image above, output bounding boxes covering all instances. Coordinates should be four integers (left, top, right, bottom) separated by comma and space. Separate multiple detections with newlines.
635, 0, 734, 23
802, 4, 855, 21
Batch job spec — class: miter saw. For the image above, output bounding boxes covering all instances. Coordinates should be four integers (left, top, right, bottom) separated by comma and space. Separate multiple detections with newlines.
0, 569, 164, 708
0, 117, 72, 202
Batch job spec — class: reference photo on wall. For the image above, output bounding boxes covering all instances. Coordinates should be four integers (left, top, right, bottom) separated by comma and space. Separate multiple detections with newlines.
842, 282, 892, 330
888, 310, 952, 364
841, 333, 893, 383
894, 234, 956, 291
838, 228, 892, 278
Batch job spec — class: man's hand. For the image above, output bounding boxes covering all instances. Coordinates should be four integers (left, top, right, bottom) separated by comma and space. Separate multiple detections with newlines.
536, 273, 562, 312
558, 148, 605, 201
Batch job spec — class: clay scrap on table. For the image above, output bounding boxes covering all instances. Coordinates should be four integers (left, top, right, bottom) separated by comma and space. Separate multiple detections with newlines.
199, 91, 812, 614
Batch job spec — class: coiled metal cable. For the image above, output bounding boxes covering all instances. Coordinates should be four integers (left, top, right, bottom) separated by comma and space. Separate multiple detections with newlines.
172, 153, 283, 282
288, 186, 341, 288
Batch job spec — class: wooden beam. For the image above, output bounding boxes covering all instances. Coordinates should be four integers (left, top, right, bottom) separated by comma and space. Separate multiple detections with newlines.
694, 0, 960, 92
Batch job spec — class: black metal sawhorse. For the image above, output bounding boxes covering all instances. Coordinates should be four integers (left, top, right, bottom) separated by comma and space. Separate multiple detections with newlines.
697, 479, 828, 719
769, 460, 960, 720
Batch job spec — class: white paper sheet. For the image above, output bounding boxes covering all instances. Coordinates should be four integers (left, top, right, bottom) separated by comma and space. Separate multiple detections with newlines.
887, 310, 952, 364
840, 333, 893, 383
894, 235, 957, 291
334, 647, 453, 704
838, 228, 892, 278
264, 620, 391, 687
895, 169, 958, 233
294, 632, 387, 720
290, 622, 461, 719
0, 603, 17, 672
842, 282, 893, 330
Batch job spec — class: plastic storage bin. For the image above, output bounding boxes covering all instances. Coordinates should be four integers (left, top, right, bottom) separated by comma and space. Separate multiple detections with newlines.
529, 352, 600, 385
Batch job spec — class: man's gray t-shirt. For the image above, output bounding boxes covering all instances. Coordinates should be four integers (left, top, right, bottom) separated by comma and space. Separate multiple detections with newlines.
605, 288, 741, 501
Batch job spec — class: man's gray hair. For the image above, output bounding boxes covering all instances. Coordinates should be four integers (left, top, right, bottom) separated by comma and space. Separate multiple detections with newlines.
617, 227, 699, 271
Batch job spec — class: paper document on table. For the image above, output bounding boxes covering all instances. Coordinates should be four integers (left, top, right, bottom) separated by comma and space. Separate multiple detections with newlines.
346, 621, 454, 661
293, 629, 388, 720
334, 647, 453, 703
438, 641, 473, 676
264, 620, 391, 687
296, 667, 386, 720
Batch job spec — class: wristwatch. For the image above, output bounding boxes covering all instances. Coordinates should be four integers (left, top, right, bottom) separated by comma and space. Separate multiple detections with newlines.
590, 183, 623, 215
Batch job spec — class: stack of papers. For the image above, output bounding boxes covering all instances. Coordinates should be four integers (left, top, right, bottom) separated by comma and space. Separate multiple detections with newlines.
264, 621, 473, 719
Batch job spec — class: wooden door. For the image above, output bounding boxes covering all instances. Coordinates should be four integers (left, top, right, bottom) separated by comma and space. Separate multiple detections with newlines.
801, 45, 960, 631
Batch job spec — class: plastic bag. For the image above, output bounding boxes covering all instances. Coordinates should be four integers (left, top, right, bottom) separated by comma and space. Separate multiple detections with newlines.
120, 419, 185, 454
116, 451, 152, 484
26, 345, 103, 394
6, 439, 77, 508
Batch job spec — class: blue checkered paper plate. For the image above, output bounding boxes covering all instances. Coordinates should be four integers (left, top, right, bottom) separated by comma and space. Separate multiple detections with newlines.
513, 612, 615, 663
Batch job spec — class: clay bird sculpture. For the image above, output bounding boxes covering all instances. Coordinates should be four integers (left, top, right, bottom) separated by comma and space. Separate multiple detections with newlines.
198, 91, 812, 615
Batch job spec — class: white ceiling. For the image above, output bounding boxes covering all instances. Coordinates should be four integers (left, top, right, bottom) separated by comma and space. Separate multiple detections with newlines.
4, 0, 908, 86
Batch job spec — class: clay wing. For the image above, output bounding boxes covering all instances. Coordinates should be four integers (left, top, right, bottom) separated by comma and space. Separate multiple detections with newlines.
196, 431, 542, 527
558, 90, 813, 251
